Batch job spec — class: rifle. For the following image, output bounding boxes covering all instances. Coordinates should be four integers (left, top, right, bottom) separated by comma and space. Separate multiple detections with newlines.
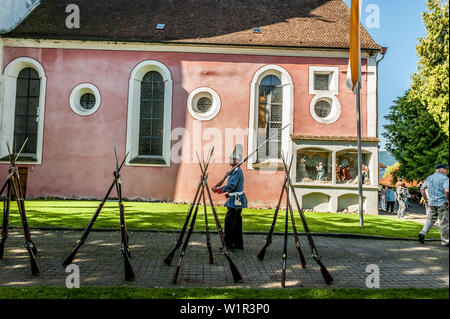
280, 155, 333, 284
200, 153, 214, 265
164, 179, 202, 266
172, 149, 214, 283
114, 146, 135, 281
287, 199, 307, 269
172, 182, 202, 284
203, 171, 243, 282
256, 157, 293, 260
5, 140, 40, 275
164, 149, 214, 266
62, 152, 128, 266
0, 177, 11, 259
281, 180, 289, 288
214, 123, 290, 188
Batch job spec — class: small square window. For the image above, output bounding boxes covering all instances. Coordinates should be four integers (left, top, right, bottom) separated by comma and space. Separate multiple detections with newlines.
156, 24, 165, 30
314, 74, 330, 91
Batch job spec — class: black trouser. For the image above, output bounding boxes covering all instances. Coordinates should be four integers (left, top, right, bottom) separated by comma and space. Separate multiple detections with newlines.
224, 207, 243, 249
386, 201, 395, 213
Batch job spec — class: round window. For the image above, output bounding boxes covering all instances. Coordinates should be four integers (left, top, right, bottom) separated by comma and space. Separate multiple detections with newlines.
314, 100, 332, 118
80, 93, 96, 110
196, 97, 213, 113
187, 87, 221, 121
69, 83, 101, 116
309, 94, 341, 124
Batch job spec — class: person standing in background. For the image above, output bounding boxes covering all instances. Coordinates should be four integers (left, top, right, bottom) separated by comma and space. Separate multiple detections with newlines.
385, 187, 396, 214
380, 185, 387, 211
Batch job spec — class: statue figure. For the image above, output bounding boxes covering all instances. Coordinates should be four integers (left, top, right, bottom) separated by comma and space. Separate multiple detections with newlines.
316, 162, 326, 181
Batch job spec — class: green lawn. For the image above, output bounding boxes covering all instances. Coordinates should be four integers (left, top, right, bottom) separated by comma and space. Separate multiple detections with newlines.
0, 287, 447, 299
5, 200, 440, 239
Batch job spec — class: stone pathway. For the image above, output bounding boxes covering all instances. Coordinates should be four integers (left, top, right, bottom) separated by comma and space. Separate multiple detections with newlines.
0, 229, 448, 289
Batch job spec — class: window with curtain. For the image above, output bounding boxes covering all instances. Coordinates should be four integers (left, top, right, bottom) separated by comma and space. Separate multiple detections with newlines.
14, 68, 40, 158
256, 74, 282, 161
138, 71, 165, 157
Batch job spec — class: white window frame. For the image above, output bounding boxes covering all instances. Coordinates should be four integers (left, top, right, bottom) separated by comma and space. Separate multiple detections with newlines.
126, 60, 173, 166
0, 57, 46, 164
309, 94, 341, 124
248, 65, 294, 170
309, 66, 339, 95
69, 83, 101, 116
187, 87, 221, 121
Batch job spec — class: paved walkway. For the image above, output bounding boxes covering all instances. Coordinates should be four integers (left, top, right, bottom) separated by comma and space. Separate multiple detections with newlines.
0, 229, 448, 289
379, 202, 439, 227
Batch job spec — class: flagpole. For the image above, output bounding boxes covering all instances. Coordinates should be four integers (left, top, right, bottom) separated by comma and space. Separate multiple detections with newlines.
356, 82, 364, 226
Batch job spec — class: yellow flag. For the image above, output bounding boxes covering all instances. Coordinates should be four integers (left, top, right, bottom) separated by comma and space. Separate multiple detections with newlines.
346, 0, 362, 92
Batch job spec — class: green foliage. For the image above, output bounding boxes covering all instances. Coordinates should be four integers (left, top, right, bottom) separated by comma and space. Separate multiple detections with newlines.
383, 162, 400, 179
383, 93, 449, 181
411, 0, 449, 137
0, 287, 447, 299
383, 0, 449, 181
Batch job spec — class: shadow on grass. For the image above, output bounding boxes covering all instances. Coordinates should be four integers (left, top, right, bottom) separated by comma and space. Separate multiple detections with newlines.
3, 200, 441, 239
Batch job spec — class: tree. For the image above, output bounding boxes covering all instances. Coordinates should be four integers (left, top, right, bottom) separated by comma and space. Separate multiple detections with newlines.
383, 162, 400, 179
384, 93, 448, 181
411, 0, 449, 137
383, 0, 449, 182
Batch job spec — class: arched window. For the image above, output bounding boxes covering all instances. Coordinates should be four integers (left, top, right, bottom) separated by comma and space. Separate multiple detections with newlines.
257, 75, 282, 161
126, 60, 172, 166
139, 71, 165, 156
14, 68, 40, 156
0, 57, 46, 164
248, 65, 293, 169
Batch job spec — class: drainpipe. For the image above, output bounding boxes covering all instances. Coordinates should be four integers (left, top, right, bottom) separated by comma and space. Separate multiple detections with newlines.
376, 47, 387, 183
376, 47, 388, 140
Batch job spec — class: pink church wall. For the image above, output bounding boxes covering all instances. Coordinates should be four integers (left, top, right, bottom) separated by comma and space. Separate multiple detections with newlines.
0, 46, 369, 208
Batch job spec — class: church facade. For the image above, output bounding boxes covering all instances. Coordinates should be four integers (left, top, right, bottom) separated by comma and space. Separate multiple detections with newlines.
0, 0, 383, 213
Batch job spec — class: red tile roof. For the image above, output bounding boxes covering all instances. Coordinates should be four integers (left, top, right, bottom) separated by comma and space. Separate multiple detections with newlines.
5, 0, 382, 51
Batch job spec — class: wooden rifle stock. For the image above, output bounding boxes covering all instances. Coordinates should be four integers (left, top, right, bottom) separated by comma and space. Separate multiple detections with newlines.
172, 192, 202, 284
257, 157, 293, 260
0, 180, 11, 259
281, 185, 289, 288
164, 180, 202, 266
204, 183, 243, 283
63, 153, 128, 266
119, 202, 135, 281
10, 171, 40, 274
62, 179, 116, 266
288, 200, 307, 269
116, 160, 135, 280
256, 183, 285, 260
202, 188, 214, 264
280, 155, 333, 285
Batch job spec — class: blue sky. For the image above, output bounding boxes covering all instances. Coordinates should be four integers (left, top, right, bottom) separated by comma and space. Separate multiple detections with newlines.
343, 0, 427, 150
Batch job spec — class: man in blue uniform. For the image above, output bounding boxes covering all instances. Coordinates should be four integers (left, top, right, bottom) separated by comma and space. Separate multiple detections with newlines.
212, 144, 247, 250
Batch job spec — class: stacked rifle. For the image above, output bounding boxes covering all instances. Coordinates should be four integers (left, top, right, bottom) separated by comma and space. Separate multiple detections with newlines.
0, 139, 40, 275
257, 154, 333, 287
62, 146, 135, 281
164, 147, 243, 284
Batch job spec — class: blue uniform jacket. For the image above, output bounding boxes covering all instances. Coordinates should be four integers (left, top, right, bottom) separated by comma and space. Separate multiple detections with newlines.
219, 167, 247, 209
